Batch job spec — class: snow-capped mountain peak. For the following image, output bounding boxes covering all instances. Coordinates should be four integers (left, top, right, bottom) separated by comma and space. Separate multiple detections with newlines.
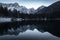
0, 3, 46, 14
37, 5, 45, 10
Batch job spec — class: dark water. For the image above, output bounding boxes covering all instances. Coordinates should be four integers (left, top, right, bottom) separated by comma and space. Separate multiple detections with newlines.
0, 20, 60, 40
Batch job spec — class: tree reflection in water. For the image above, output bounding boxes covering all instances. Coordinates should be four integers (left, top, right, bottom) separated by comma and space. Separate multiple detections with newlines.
0, 20, 60, 40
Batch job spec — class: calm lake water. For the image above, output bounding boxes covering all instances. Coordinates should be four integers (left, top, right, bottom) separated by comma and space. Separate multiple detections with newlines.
0, 20, 60, 40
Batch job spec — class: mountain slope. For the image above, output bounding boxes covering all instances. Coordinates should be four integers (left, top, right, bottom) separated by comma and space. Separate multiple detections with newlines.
36, 1, 60, 18
0, 3, 36, 14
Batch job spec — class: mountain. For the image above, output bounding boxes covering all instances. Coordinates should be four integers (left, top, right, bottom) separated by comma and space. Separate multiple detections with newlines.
48, 1, 60, 13
0, 3, 36, 14
0, 3, 47, 14
0, 3, 28, 13
28, 8, 35, 14
45, 1, 60, 18
37, 6, 46, 11
0, 3, 19, 7
0, 1, 60, 18
0, 3, 48, 14
35, 6, 46, 14
36, 1, 60, 18
37, 1, 60, 13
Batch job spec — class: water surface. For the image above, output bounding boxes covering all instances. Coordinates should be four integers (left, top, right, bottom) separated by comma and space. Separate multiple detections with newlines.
0, 20, 60, 40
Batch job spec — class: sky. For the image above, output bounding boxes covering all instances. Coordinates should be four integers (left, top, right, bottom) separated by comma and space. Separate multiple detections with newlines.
0, 0, 59, 9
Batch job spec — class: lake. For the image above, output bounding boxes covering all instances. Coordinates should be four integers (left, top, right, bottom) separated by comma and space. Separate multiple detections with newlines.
0, 20, 60, 40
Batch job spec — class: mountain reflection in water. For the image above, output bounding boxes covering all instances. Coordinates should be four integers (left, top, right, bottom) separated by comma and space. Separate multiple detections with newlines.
0, 20, 60, 40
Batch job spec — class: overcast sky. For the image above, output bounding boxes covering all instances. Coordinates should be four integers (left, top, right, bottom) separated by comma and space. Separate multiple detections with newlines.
0, 0, 59, 9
